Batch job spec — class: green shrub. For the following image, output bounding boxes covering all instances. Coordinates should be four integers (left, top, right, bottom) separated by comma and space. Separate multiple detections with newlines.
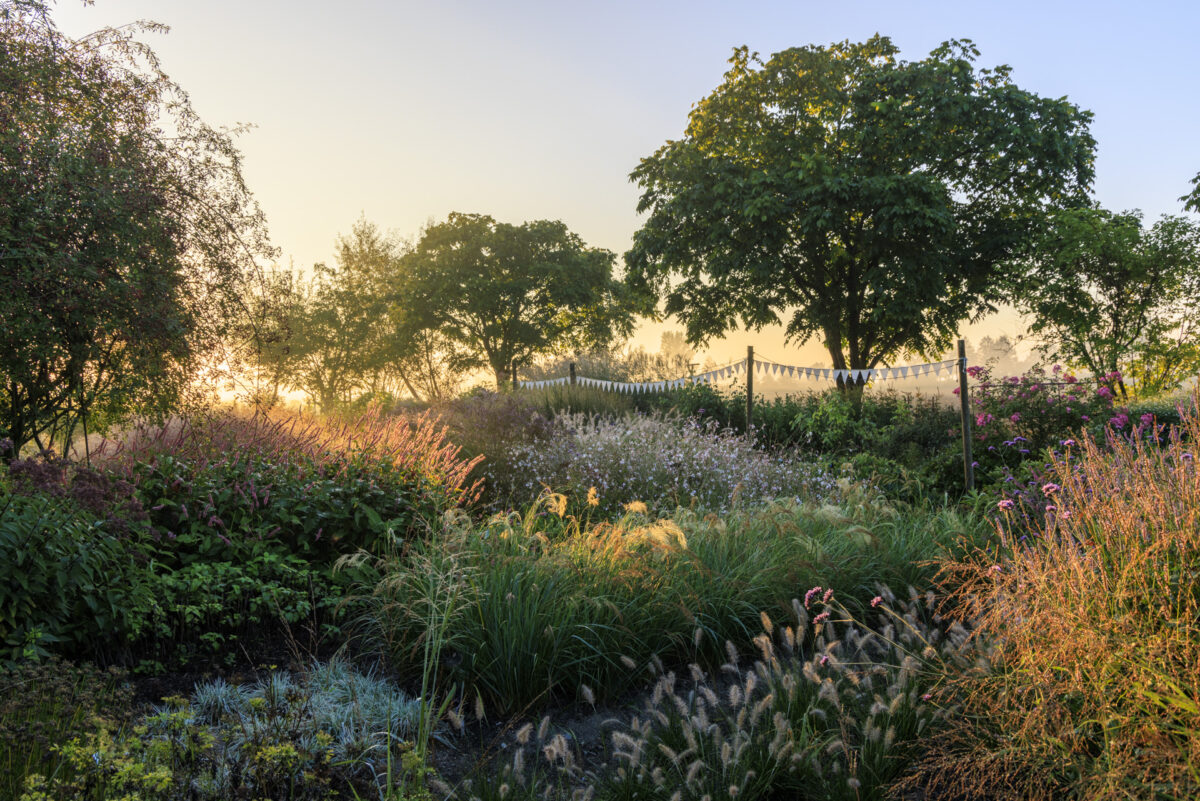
102, 407, 481, 564
0, 493, 158, 661
131, 554, 346, 670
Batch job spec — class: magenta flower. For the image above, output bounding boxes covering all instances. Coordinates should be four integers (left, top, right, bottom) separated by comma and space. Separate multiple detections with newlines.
1097, 386, 1113, 399
871, 595, 883, 608
997, 499, 1015, 510
804, 586, 822, 608
813, 611, 830, 624
1010, 413, 1021, 423
1140, 413, 1154, 427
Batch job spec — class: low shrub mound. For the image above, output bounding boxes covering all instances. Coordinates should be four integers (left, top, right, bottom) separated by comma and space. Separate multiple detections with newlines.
499, 412, 835, 517
101, 406, 482, 559
1, 407, 484, 668
0, 657, 132, 800
17, 661, 421, 801
916, 399, 1200, 800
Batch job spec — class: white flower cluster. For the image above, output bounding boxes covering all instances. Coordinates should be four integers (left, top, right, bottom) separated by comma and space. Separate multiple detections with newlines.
503, 413, 836, 516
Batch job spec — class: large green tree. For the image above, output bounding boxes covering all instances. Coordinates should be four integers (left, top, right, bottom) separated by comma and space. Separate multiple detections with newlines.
1012, 207, 1200, 398
0, 2, 271, 455
399, 213, 635, 388
625, 37, 1095, 381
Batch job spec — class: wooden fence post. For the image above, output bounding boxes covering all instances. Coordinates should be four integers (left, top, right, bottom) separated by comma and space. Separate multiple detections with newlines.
512, 359, 518, 391
958, 339, 975, 491
746, 345, 754, 431
569, 362, 576, 385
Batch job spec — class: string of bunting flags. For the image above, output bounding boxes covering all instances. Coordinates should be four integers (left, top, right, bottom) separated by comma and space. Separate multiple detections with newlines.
519, 357, 961, 394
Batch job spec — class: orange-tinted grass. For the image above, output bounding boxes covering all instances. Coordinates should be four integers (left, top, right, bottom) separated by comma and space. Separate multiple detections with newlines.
915, 396, 1200, 800
95, 405, 483, 503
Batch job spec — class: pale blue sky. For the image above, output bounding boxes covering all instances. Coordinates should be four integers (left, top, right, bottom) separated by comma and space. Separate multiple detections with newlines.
54, 0, 1200, 364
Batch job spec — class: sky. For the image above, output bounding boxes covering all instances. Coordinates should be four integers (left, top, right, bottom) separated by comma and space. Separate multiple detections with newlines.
53, 0, 1200, 371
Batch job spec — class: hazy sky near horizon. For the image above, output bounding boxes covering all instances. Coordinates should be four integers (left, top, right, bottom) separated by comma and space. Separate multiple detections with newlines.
54, 0, 1200, 368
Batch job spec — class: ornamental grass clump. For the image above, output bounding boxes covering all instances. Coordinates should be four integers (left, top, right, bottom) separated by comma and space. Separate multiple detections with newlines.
344, 489, 979, 716
502, 412, 834, 517
915, 397, 1200, 800
450, 588, 980, 801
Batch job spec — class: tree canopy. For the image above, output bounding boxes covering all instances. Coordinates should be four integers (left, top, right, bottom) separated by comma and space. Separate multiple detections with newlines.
1185, 172, 1200, 214
0, 1, 271, 455
232, 220, 466, 412
1012, 207, 1200, 398
625, 36, 1096, 380
399, 213, 635, 388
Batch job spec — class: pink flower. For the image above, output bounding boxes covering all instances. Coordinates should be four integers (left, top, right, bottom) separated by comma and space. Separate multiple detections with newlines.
871, 595, 883, 607
813, 611, 830, 624
1042, 482, 1061, 495
1140, 413, 1154, 427
804, 586, 822, 608
1010, 413, 1021, 423
990, 565, 1002, 573
1097, 386, 1113, 399
997, 499, 1015, 510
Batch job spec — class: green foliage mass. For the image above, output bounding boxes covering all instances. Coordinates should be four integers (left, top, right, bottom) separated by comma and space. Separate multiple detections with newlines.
401, 213, 637, 388
1009, 206, 1200, 399
626, 36, 1095, 376
0, 1, 272, 455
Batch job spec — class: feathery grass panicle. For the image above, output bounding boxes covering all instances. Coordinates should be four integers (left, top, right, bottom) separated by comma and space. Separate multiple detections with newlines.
914, 395, 1200, 801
